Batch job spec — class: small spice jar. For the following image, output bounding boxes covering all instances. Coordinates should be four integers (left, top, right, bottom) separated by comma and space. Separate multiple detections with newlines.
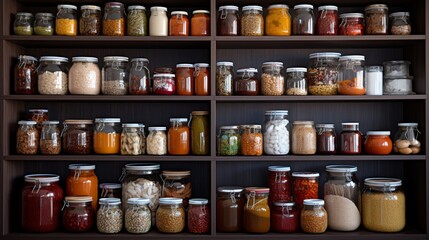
340, 122, 362, 154
14, 12, 34, 35
339, 13, 364, 36
168, 118, 190, 155
365, 66, 383, 95
27, 108, 48, 132
263, 110, 290, 155
69, 57, 101, 95
194, 63, 210, 95
191, 10, 210, 36
216, 186, 245, 232
62, 196, 94, 232
125, 198, 151, 234
190, 111, 209, 155
103, 2, 125, 36
243, 187, 270, 233
153, 73, 176, 95
121, 123, 144, 155
217, 126, 240, 155
216, 61, 234, 96
17, 120, 39, 155
293, 4, 315, 35
218, 5, 240, 36
34, 13, 54, 35
316, 5, 338, 35
286, 67, 307, 95
291, 121, 316, 155
307, 52, 340, 95
37, 56, 69, 95
271, 201, 299, 233
240, 125, 263, 156
94, 118, 121, 154
390, 12, 411, 35
99, 183, 122, 198
162, 171, 192, 206
102, 56, 129, 95
170, 11, 189, 36
365, 4, 388, 35
234, 68, 259, 95
265, 4, 291, 36
364, 131, 393, 155
97, 198, 123, 233
62, 119, 93, 154
267, 166, 291, 205
175, 63, 194, 95
261, 62, 284, 96
14, 55, 38, 94
338, 55, 366, 95
40, 121, 61, 155
80, 5, 101, 35
66, 164, 99, 210
241, 5, 264, 36
394, 123, 421, 154
301, 199, 328, 233
362, 178, 405, 232
316, 124, 336, 154
146, 127, 168, 155
129, 58, 150, 95
188, 198, 210, 233
150, 6, 168, 36
55, 5, 77, 36
127, 5, 147, 36
156, 197, 185, 233
292, 172, 319, 208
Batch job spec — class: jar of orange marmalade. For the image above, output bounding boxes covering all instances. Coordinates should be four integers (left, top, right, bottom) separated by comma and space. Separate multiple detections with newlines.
94, 118, 121, 154
364, 131, 393, 155
168, 118, 190, 155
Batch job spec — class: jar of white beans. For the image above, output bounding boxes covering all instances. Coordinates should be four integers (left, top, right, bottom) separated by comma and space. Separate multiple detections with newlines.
146, 127, 167, 155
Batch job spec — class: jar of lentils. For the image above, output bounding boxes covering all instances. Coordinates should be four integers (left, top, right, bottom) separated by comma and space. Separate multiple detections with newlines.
286, 67, 307, 95
79, 5, 101, 35
34, 13, 54, 36
365, 4, 388, 35
62, 119, 93, 154
37, 56, 69, 95
102, 56, 129, 95
308, 52, 340, 95
14, 12, 34, 35
97, 198, 123, 233
241, 5, 264, 36
301, 199, 328, 233
103, 2, 125, 36
17, 120, 39, 155
216, 61, 234, 96
156, 197, 185, 233
125, 198, 151, 234
69, 57, 101, 95
127, 5, 147, 36
56, 5, 77, 36
261, 62, 284, 96
240, 125, 263, 156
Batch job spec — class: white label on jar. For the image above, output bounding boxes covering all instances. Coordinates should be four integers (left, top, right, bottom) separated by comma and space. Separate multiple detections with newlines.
366, 71, 383, 95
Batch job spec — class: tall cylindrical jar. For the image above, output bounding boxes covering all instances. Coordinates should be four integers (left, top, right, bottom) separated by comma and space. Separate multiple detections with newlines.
291, 121, 316, 155
15, 55, 38, 94
194, 63, 210, 96
80, 5, 101, 35
216, 186, 245, 232
37, 56, 69, 95
188, 198, 210, 233
263, 110, 289, 155
129, 58, 150, 95
127, 5, 147, 36
62, 119, 93, 154
261, 62, 284, 96
17, 120, 39, 155
56, 5, 77, 36
14, 12, 34, 35
103, 2, 125, 36
121, 123, 144, 155
156, 198, 185, 233
34, 13, 54, 36
168, 118, 190, 155
241, 125, 263, 156
316, 123, 336, 154
338, 55, 366, 95
365, 66, 383, 95
170, 11, 189, 36
69, 57, 101, 95
94, 118, 121, 154
308, 52, 340, 95
97, 198, 123, 233
286, 67, 307, 95
216, 61, 234, 96
265, 4, 291, 36
292, 4, 315, 35
150, 7, 168, 36
125, 198, 151, 233
292, 172, 319, 208
66, 164, 98, 210
365, 4, 388, 35
40, 120, 61, 155
176, 63, 194, 95
217, 126, 240, 156
146, 127, 167, 155
62, 196, 94, 232
191, 10, 210, 36
340, 122, 362, 154
243, 187, 270, 233
316, 5, 338, 35
217, 5, 240, 36
190, 111, 209, 155
241, 5, 264, 36
301, 199, 328, 233
267, 166, 291, 205
102, 56, 129, 95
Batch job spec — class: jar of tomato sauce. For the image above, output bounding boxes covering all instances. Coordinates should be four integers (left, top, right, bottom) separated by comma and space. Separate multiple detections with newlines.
240, 124, 263, 156
94, 118, 121, 154
66, 164, 98, 210
267, 166, 291, 205
169, 11, 189, 36
21, 174, 64, 232
340, 122, 362, 154
270, 201, 299, 233
194, 63, 210, 96
339, 13, 364, 35
292, 172, 319, 208
175, 63, 194, 95
62, 196, 94, 232
243, 187, 270, 233
168, 118, 190, 155
191, 10, 210, 36
364, 131, 393, 155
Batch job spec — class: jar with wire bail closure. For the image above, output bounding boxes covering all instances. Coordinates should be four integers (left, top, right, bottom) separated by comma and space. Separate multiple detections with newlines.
264, 110, 289, 155
121, 123, 144, 155
34, 13, 54, 35
125, 198, 151, 233
129, 58, 150, 95
66, 164, 98, 211
261, 62, 284, 96
217, 5, 240, 36
286, 67, 307, 95
127, 5, 147, 36
80, 5, 101, 35
17, 120, 39, 155
243, 187, 270, 233
97, 198, 123, 233
40, 120, 61, 155
103, 2, 125, 36
69, 57, 101, 95
62, 119, 93, 154
216, 61, 234, 96
56, 5, 77, 36
216, 186, 245, 232
393, 122, 421, 154
62, 196, 94, 232
14, 12, 34, 35
241, 5, 264, 36
168, 118, 190, 155
37, 56, 69, 95
234, 68, 259, 95
271, 201, 299, 233
15, 55, 38, 94
94, 118, 121, 154
102, 56, 129, 95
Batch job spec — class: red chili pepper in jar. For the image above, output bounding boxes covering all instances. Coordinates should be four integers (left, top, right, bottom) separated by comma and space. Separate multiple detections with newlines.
339, 13, 364, 36
316, 5, 339, 35
292, 172, 319, 209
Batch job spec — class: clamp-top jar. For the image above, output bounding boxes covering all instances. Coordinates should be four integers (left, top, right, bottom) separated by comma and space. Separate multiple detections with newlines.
175, 63, 194, 95
194, 63, 210, 95
80, 5, 101, 35
316, 5, 338, 35
125, 198, 151, 233
234, 68, 259, 95
34, 13, 54, 35
69, 57, 101, 95
94, 118, 121, 154
339, 13, 364, 35
62, 119, 93, 154
56, 5, 77, 36
216, 186, 245, 232
37, 56, 69, 95
14, 12, 34, 35
40, 121, 61, 155
216, 61, 234, 96
218, 5, 240, 36
218, 126, 240, 155
127, 5, 147, 36
121, 123, 144, 155
270, 201, 299, 232
286, 67, 307, 95
308, 52, 340, 95
267, 166, 291, 204
240, 125, 263, 156
146, 127, 167, 155
301, 199, 328, 233
168, 118, 190, 155
188, 198, 210, 233
365, 4, 388, 35
292, 4, 315, 35
338, 55, 366, 95
162, 171, 192, 206
102, 56, 129, 95
129, 58, 150, 95
15, 55, 38, 94
316, 124, 336, 154
265, 4, 291, 36
97, 198, 123, 233
261, 62, 284, 96
66, 164, 98, 210
17, 120, 39, 155
394, 122, 421, 154
156, 198, 185, 233
62, 196, 94, 232
390, 12, 411, 35
241, 5, 264, 36
243, 187, 270, 233
340, 122, 362, 154
103, 2, 125, 36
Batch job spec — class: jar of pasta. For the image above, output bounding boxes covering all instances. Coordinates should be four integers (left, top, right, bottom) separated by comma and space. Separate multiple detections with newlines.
127, 5, 147, 36
291, 121, 316, 155
286, 67, 307, 95
56, 5, 77, 36
301, 199, 328, 233
103, 2, 125, 36
94, 118, 121, 154
66, 164, 98, 210
34, 13, 54, 35
175, 63, 194, 95
365, 4, 388, 35
62, 196, 94, 232
17, 120, 39, 155
37, 56, 69, 95
271, 201, 299, 233
308, 52, 340, 95
316, 5, 338, 35
97, 198, 123, 233
194, 63, 210, 95
162, 171, 192, 207
149, 7, 168, 36
69, 57, 101, 95
216, 186, 245, 232
241, 5, 264, 36
102, 56, 129, 95
217, 5, 240, 36
121, 123, 144, 155
156, 198, 185, 233
190, 111, 209, 155
146, 127, 167, 155
243, 187, 270, 233
216, 61, 234, 96
62, 119, 93, 154
99, 183, 122, 198
292, 4, 315, 35
265, 4, 291, 36
14, 12, 34, 35
292, 172, 319, 208
339, 13, 364, 35
129, 58, 150, 95
14, 55, 38, 94
40, 121, 61, 155
168, 118, 190, 155
153, 73, 175, 95
218, 126, 240, 156
191, 10, 210, 36
394, 123, 421, 154
80, 5, 101, 35
234, 68, 259, 95
338, 55, 366, 95
125, 198, 151, 233
240, 125, 263, 156
170, 11, 189, 36
261, 62, 284, 96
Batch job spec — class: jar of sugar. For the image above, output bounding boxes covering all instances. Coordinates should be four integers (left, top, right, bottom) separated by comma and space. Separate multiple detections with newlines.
263, 110, 290, 155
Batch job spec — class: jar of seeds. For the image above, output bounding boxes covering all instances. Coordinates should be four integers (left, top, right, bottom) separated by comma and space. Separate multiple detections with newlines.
97, 198, 123, 233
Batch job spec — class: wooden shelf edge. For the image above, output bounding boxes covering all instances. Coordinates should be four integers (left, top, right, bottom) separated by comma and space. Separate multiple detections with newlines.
215, 155, 427, 161
215, 95, 427, 102
3, 155, 213, 162
4, 95, 214, 101
215, 35, 426, 42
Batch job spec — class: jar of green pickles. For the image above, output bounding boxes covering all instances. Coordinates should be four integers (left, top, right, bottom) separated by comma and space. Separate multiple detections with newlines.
34, 13, 54, 35
14, 12, 34, 35
217, 126, 240, 156
190, 111, 209, 155
127, 5, 147, 36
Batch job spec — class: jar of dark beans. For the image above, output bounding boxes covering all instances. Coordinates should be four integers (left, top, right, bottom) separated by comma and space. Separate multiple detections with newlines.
62, 196, 94, 232
62, 119, 93, 154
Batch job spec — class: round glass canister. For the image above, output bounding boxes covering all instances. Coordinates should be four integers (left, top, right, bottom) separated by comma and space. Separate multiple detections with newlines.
324, 165, 360, 231
40, 120, 61, 155
80, 5, 101, 35
97, 198, 123, 233
62, 196, 94, 232
265, 4, 291, 36
176, 63, 194, 95
316, 123, 336, 154
240, 124, 263, 156
21, 174, 64, 232
17, 120, 39, 155
34, 13, 54, 35
301, 199, 328, 233
263, 110, 290, 155
62, 119, 93, 154
102, 56, 129, 95
94, 118, 121, 154
55, 4, 77, 36
125, 198, 151, 234
243, 187, 270, 233
27, 108, 48, 132
146, 126, 168, 155
234, 68, 259, 95
362, 178, 405, 232
365, 4, 388, 35
188, 198, 210, 233
103, 2, 125, 36
364, 131, 393, 155
190, 111, 209, 155
316, 5, 338, 35
340, 122, 362, 154
339, 13, 364, 35
69, 56, 101, 95
168, 118, 190, 155
218, 126, 240, 156
191, 10, 210, 36
170, 11, 189, 36
394, 123, 421, 154
292, 172, 319, 208
267, 166, 291, 205
129, 58, 150, 95
127, 5, 147, 36
153, 73, 176, 95
150, 6, 168, 36
37, 56, 69, 95
390, 12, 411, 35
162, 171, 192, 206
217, 5, 240, 36
216, 61, 234, 96
308, 52, 340, 95
365, 66, 383, 95
338, 55, 366, 95
286, 67, 307, 95
14, 55, 38, 95
14, 12, 34, 35
261, 62, 284, 96
291, 121, 316, 155
99, 183, 122, 198
121, 123, 144, 155
66, 164, 98, 210
270, 201, 299, 233
241, 5, 264, 36
292, 4, 315, 35
156, 197, 185, 233
194, 63, 210, 96
216, 186, 245, 232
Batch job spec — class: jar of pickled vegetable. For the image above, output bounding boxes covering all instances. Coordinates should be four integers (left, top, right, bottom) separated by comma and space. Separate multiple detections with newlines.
339, 13, 364, 35
316, 5, 338, 35
103, 2, 125, 36
292, 172, 319, 208
365, 4, 388, 35
291, 121, 316, 155
265, 4, 291, 36
62, 196, 94, 232
149, 6, 168, 36
170, 11, 189, 36
340, 122, 362, 154
301, 199, 328, 233
394, 123, 421, 154
234, 68, 259, 95
168, 118, 190, 155
194, 63, 210, 95
216, 61, 234, 96
267, 166, 291, 205
17, 120, 39, 155
176, 63, 194, 95
240, 125, 263, 156
127, 5, 147, 36
188, 198, 210, 233
99, 183, 122, 198
316, 123, 336, 154
241, 5, 264, 36
129, 58, 150, 95
153, 73, 175, 95
216, 186, 245, 232
56, 5, 77, 36
14, 55, 38, 94
218, 5, 240, 36
243, 187, 270, 233
80, 5, 101, 35
191, 10, 210, 36
14, 12, 34, 35
121, 123, 144, 155
190, 111, 209, 155
40, 121, 61, 155
156, 198, 185, 233
125, 198, 151, 233
62, 119, 93, 154
146, 127, 168, 155
66, 164, 98, 210
271, 201, 299, 233
292, 4, 315, 35
102, 56, 129, 95
364, 131, 393, 155
69, 57, 101, 95
34, 13, 54, 35
338, 55, 366, 95
37, 56, 69, 95
308, 52, 340, 95
261, 62, 284, 96
218, 126, 240, 155
263, 110, 290, 155
286, 67, 307, 95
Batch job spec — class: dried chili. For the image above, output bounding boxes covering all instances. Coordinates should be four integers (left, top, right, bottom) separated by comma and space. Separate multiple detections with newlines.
292, 172, 319, 209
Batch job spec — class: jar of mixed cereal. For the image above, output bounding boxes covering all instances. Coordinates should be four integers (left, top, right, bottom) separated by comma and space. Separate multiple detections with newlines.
170, 11, 189, 36
102, 56, 129, 95
121, 123, 144, 155
265, 4, 291, 36
153, 74, 176, 95
14, 55, 38, 95
216, 61, 234, 96
34, 13, 54, 36
14, 12, 34, 35
69, 57, 101, 95
40, 121, 61, 155
292, 172, 319, 208
241, 5, 264, 36
292, 4, 315, 35
129, 58, 150, 95
240, 125, 263, 156
62, 196, 94, 232
62, 119, 93, 154
261, 62, 284, 96
308, 52, 340, 95
146, 127, 167, 155
156, 198, 185, 233
390, 12, 411, 35
80, 5, 101, 35
286, 67, 307, 95
218, 126, 240, 156
301, 199, 328, 233
103, 2, 125, 36
217, 5, 240, 36
316, 5, 338, 35
191, 10, 210, 36
56, 5, 77, 36
234, 68, 259, 95
291, 121, 316, 155
97, 198, 123, 233
127, 5, 147, 36
175, 63, 194, 95
125, 198, 151, 234
194, 63, 210, 96
37, 56, 69, 95
188, 198, 210, 233
17, 120, 39, 155
365, 4, 388, 35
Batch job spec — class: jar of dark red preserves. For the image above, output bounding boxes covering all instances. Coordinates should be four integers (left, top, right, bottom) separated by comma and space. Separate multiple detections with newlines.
188, 198, 210, 234
267, 166, 291, 205
316, 123, 336, 154
153, 73, 175, 95
216, 186, 244, 232
292, 172, 319, 209
21, 174, 64, 232
218, 5, 240, 36
316, 5, 338, 35
270, 201, 299, 233
15, 55, 38, 94
339, 13, 364, 35
62, 196, 94, 232
340, 122, 362, 154
234, 68, 259, 95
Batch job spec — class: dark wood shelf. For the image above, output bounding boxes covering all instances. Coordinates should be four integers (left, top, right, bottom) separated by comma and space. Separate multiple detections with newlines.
4, 155, 212, 162
15, 0, 210, 7
4, 95, 213, 102
215, 95, 427, 102
215, 155, 427, 161
216, 0, 410, 7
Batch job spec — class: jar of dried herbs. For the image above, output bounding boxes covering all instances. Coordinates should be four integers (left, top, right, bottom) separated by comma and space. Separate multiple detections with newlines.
80, 5, 101, 35
127, 5, 147, 36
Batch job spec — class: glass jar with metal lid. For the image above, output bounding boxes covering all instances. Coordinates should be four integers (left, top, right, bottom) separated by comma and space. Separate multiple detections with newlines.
34, 13, 54, 35
66, 164, 98, 210
40, 121, 61, 155
102, 56, 129, 95
156, 197, 185, 233
265, 4, 291, 36
69, 57, 101, 95
125, 198, 151, 233
162, 171, 192, 206
129, 58, 150, 95
37, 56, 69, 95
390, 12, 411, 35
338, 55, 366, 95
190, 111, 209, 155
365, 4, 388, 35
62, 119, 93, 154
316, 123, 336, 154
218, 126, 240, 155
121, 123, 144, 155
240, 124, 263, 156
271, 201, 299, 233
146, 126, 167, 155
394, 122, 421, 154
56, 5, 77, 36
191, 10, 210, 36
99, 183, 122, 198
216, 61, 234, 96
301, 199, 328, 233
217, 5, 240, 36
17, 120, 39, 155
94, 118, 121, 154
14, 55, 38, 95
153, 73, 176, 95
316, 5, 338, 35
97, 198, 123, 233
168, 118, 190, 155
241, 5, 264, 36
243, 187, 270, 233
62, 196, 94, 232
80, 5, 101, 35
263, 110, 290, 155
127, 5, 147, 36
188, 198, 210, 233
194, 63, 210, 96
150, 6, 168, 36
170, 11, 189, 36
27, 108, 48, 132
267, 166, 291, 204
292, 4, 315, 35
286, 67, 307, 95
339, 13, 364, 35
292, 172, 319, 208
261, 62, 284, 96
175, 63, 194, 95
340, 122, 362, 154
362, 178, 405, 232
234, 68, 259, 95
216, 186, 245, 232
324, 165, 360, 231
14, 12, 34, 35
291, 121, 316, 155
308, 52, 340, 95
364, 131, 393, 155
103, 2, 125, 36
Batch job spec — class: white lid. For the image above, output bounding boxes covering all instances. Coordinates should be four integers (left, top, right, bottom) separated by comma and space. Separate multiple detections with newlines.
128, 5, 146, 11
316, 123, 334, 128
18, 120, 37, 125
273, 201, 295, 207
99, 183, 122, 189
339, 55, 365, 61
268, 166, 291, 172
293, 121, 314, 125
325, 165, 358, 173
265, 110, 288, 115
286, 67, 307, 72
25, 174, 59, 183
292, 172, 320, 178
220, 125, 239, 130
189, 198, 209, 205
365, 4, 388, 11
342, 122, 359, 126
81, 5, 101, 11
219, 5, 239, 11
390, 12, 410, 18
104, 56, 129, 62
318, 5, 338, 11
153, 73, 175, 78
294, 4, 314, 10
170, 118, 188, 122
262, 62, 283, 67
366, 131, 390, 136
171, 11, 188, 16
68, 164, 95, 170
42, 121, 59, 125
217, 186, 244, 193
16, 12, 33, 17
40, 56, 68, 62
19, 55, 37, 61
65, 196, 92, 203
148, 126, 167, 131
122, 123, 141, 128
303, 199, 324, 206
194, 63, 210, 68
28, 109, 48, 113
398, 122, 418, 127
72, 57, 98, 63
125, 163, 160, 171
159, 197, 183, 204
131, 58, 149, 63
339, 13, 364, 18
35, 13, 54, 18
127, 198, 150, 205
240, 124, 261, 129
364, 177, 402, 187
151, 6, 167, 12
242, 5, 263, 11
309, 52, 341, 59
99, 198, 121, 205
95, 118, 121, 123
268, 4, 289, 10
217, 61, 233, 66
237, 68, 258, 73
58, 4, 77, 10
193, 10, 210, 14
176, 63, 194, 68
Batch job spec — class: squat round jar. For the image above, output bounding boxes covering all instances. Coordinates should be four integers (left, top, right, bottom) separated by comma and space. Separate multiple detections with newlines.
292, 4, 315, 35
127, 5, 147, 36
102, 56, 129, 95
271, 201, 299, 233
301, 199, 328, 233
14, 12, 34, 35
15, 55, 38, 95
291, 121, 316, 155
97, 198, 123, 233
62, 196, 94, 232
339, 13, 364, 35
261, 62, 284, 96
217, 5, 240, 36
69, 57, 101, 95
364, 131, 393, 155
156, 198, 185, 233
241, 5, 264, 36
62, 119, 93, 154
265, 4, 291, 36
365, 4, 388, 35
216, 61, 234, 96
94, 118, 121, 154
56, 5, 77, 36
125, 198, 151, 234
103, 2, 125, 36
316, 5, 338, 35
286, 67, 307, 95
146, 127, 167, 155
188, 198, 210, 233
37, 56, 69, 95
129, 58, 150, 95
34, 13, 54, 35
40, 121, 61, 155
80, 5, 101, 35
234, 68, 259, 95
153, 73, 176, 95
390, 12, 411, 35
17, 120, 39, 155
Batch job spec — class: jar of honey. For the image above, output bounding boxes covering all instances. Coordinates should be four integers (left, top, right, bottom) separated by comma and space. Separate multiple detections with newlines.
364, 131, 393, 155
94, 118, 121, 154
167, 118, 190, 155
66, 164, 98, 211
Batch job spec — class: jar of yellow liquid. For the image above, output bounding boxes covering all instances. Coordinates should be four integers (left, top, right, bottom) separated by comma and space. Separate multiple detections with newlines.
94, 118, 121, 154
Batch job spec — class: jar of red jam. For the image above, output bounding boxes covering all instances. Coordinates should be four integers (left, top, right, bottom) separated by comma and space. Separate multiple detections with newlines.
270, 201, 299, 233
15, 55, 38, 94
21, 174, 64, 232
364, 131, 393, 155
62, 196, 94, 232
234, 68, 259, 95
339, 13, 364, 36
153, 73, 175, 95
316, 5, 338, 35
292, 172, 319, 209
267, 166, 291, 206
340, 122, 362, 154
188, 198, 210, 233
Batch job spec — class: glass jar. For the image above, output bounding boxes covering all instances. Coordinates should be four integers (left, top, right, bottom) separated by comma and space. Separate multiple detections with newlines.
365, 4, 388, 35
308, 52, 340, 95
129, 58, 150, 95
384, 77, 413, 95
168, 118, 190, 155
176, 63, 194, 95
263, 110, 290, 155
338, 55, 366, 95
265, 4, 291, 36
190, 111, 209, 155
324, 165, 360, 231
365, 66, 383, 95
16, 120, 39, 155
69, 57, 101, 95
21, 174, 64, 232
103, 2, 125, 36
194, 63, 210, 96
14, 55, 38, 94
292, 4, 315, 35
97, 198, 123, 233
241, 5, 264, 36
170, 11, 189, 36
261, 62, 284, 96
364, 131, 393, 155
40, 121, 61, 155
94, 118, 121, 154
316, 124, 336, 154
56, 5, 77, 36
127, 5, 147, 36
156, 198, 186, 233
218, 126, 240, 156
99, 183, 122, 198
34, 13, 54, 35
286, 67, 307, 95
301, 199, 328, 233
27, 108, 48, 132
383, 60, 410, 78
362, 178, 405, 232
150, 6, 168, 36
121, 123, 144, 155
125, 198, 151, 233
188, 198, 210, 233
62, 196, 94, 232
316, 5, 338, 35
243, 187, 270, 233
268, 166, 291, 205
102, 56, 129, 95
216, 61, 234, 96
394, 123, 421, 154
390, 12, 411, 35
292, 172, 319, 208
216, 186, 245, 232
271, 201, 299, 233
37, 56, 69, 95
240, 125, 263, 156
218, 5, 240, 36
339, 13, 364, 35
146, 127, 167, 155
80, 5, 101, 35
153, 73, 176, 95
162, 171, 192, 206
191, 10, 210, 36
14, 12, 34, 35
62, 119, 93, 154
291, 121, 316, 155
234, 68, 259, 95
340, 122, 362, 154
66, 164, 98, 210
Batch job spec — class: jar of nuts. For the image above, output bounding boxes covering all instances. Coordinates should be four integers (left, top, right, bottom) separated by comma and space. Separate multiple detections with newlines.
286, 67, 308, 95
146, 126, 167, 155
261, 62, 284, 96
156, 197, 185, 233
61, 119, 93, 154
125, 198, 151, 234
96, 198, 123, 233
308, 52, 340, 95
393, 123, 421, 154
40, 121, 61, 155
17, 120, 39, 155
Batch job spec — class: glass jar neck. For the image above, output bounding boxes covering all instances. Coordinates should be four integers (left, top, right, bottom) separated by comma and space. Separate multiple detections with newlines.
303, 204, 323, 210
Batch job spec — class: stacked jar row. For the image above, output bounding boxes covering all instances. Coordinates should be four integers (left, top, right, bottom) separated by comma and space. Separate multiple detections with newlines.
17, 109, 209, 155
218, 110, 422, 156
217, 4, 411, 36
13, 3, 210, 36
